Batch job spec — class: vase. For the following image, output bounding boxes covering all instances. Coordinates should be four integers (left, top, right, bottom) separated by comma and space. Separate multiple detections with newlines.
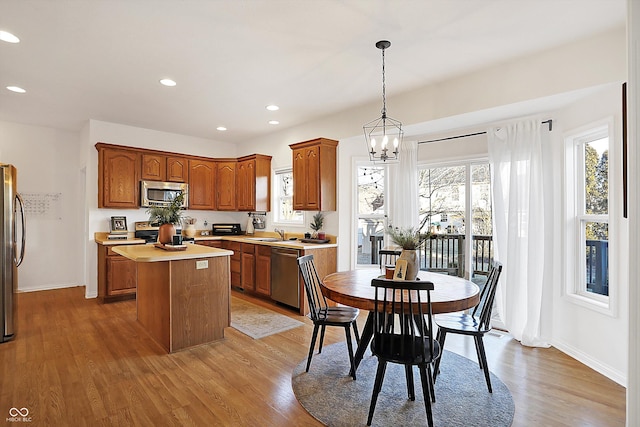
158, 223, 176, 244
184, 224, 196, 238
399, 249, 419, 280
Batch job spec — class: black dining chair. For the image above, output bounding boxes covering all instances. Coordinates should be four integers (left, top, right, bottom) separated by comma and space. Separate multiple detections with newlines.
367, 277, 440, 427
297, 255, 360, 379
433, 262, 503, 392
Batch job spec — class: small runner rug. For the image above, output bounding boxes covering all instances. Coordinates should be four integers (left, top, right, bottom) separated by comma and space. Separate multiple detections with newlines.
230, 297, 304, 339
292, 342, 515, 427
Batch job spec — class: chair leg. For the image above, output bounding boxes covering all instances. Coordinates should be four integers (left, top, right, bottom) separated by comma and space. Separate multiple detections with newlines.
306, 324, 320, 372
352, 320, 360, 345
344, 325, 356, 380
405, 365, 415, 400
427, 363, 436, 403
473, 335, 484, 370
367, 360, 387, 426
475, 335, 493, 393
433, 330, 447, 381
318, 324, 327, 353
418, 364, 434, 427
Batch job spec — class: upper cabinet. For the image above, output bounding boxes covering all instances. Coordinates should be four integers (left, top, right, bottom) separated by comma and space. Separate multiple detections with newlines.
95, 143, 270, 211
216, 160, 237, 211
237, 154, 272, 212
290, 138, 338, 211
141, 154, 188, 183
97, 144, 140, 209
189, 159, 216, 210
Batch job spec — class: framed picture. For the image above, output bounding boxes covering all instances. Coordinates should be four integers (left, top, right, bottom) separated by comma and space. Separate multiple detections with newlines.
110, 216, 128, 234
394, 259, 408, 281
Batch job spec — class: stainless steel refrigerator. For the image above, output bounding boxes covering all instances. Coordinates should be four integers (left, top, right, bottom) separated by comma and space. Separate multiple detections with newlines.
1, 164, 26, 343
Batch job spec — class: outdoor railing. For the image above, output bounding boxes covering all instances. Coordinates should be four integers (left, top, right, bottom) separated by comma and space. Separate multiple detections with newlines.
368, 233, 493, 278
586, 239, 609, 296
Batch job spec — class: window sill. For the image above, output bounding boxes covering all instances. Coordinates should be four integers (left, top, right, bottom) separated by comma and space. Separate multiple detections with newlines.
563, 292, 614, 317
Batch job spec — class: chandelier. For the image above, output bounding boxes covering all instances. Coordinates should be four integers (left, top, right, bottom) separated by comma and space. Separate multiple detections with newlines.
363, 40, 403, 163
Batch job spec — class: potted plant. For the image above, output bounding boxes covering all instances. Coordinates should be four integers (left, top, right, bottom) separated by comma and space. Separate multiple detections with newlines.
386, 226, 430, 280
147, 193, 185, 244
310, 211, 325, 239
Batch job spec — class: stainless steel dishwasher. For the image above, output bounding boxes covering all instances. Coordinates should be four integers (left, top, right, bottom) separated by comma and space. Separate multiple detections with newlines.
271, 247, 300, 309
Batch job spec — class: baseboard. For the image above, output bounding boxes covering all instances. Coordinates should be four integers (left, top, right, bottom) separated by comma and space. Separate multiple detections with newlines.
551, 339, 627, 387
17, 283, 86, 293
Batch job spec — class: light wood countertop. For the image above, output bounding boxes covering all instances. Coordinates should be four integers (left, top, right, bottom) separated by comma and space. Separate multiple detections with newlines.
112, 244, 233, 262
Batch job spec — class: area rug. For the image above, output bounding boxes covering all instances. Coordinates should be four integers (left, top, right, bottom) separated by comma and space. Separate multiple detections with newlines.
230, 297, 304, 339
292, 342, 514, 427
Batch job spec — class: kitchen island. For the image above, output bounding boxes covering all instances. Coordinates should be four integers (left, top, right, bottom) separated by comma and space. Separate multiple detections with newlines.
113, 244, 233, 353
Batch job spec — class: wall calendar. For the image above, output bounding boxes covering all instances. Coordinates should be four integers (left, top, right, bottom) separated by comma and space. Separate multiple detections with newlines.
20, 192, 63, 220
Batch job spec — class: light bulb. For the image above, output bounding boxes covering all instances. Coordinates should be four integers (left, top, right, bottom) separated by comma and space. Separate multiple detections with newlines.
393, 138, 399, 148
370, 138, 376, 149
382, 135, 388, 149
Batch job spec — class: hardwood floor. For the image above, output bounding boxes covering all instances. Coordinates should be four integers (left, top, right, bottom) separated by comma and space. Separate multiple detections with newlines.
0, 287, 626, 426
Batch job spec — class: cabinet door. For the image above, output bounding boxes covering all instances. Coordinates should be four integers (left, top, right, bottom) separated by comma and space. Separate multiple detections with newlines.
100, 148, 140, 208
236, 159, 255, 211
141, 154, 166, 181
216, 161, 237, 210
167, 156, 188, 182
303, 145, 321, 210
223, 241, 242, 288
106, 256, 137, 295
189, 159, 216, 210
292, 148, 307, 211
255, 246, 271, 296
241, 243, 256, 292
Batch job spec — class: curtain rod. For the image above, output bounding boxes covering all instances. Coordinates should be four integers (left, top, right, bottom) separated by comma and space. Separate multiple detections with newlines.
418, 119, 553, 145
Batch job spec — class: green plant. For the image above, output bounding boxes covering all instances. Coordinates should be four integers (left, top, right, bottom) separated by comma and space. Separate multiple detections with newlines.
310, 211, 325, 232
146, 193, 184, 225
387, 226, 430, 250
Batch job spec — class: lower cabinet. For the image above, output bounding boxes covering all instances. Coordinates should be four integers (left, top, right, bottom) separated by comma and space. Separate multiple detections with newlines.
241, 243, 256, 292
255, 245, 271, 296
196, 240, 223, 248
97, 244, 140, 303
223, 240, 242, 288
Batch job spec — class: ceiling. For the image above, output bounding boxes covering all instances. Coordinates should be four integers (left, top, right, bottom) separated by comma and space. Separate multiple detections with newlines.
0, 0, 626, 143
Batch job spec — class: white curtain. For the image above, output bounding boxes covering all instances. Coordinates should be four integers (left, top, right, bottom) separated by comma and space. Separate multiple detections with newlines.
388, 140, 419, 229
488, 119, 550, 347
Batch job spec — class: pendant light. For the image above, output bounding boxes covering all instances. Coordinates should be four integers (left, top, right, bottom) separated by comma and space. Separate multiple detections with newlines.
363, 40, 403, 163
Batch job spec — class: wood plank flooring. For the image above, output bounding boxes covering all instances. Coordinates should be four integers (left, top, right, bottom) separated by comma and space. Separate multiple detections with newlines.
0, 286, 626, 426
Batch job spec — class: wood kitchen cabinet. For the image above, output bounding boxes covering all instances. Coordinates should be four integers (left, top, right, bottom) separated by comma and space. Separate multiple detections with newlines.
189, 159, 216, 210
141, 154, 189, 183
236, 154, 272, 212
216, 160, 237, 210
196, 240, 223, 248
255, 245, 271, 296
223, 240, 242, 288
241, 243, 256, 292
97, 244, 140, 302
166, 156, 188, 182
97, 144, 140, 209
290, 138, 338, 211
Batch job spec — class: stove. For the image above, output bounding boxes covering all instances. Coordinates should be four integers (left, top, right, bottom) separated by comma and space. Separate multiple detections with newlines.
134, 221, 159, 243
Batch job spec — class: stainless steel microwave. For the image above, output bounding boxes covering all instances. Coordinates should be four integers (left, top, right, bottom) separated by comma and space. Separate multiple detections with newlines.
140, 180, 188, 208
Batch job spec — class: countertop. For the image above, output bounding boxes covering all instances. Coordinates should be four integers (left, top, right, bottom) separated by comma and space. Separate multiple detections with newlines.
112, 243, 233, 262
95, 231, 338, 250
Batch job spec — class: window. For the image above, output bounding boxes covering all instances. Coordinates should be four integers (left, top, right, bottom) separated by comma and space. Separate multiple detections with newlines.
564, 120, 614, 313
356, 164, 386, 266
273, 169, 303, 224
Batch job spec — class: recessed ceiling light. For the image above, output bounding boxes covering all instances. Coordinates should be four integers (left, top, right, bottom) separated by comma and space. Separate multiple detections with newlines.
216, 126, 227, 131
266, 105, 279, 111
268, 120, 279, 125
6, 86, 26, 93
0, 31, 20, 43
159, 78, 177, 87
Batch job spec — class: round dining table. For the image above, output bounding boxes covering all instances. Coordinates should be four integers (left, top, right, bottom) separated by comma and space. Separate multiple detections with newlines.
321, 269, 480, 376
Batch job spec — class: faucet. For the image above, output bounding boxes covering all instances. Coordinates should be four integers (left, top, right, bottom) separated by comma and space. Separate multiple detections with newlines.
274, 228, 286, 240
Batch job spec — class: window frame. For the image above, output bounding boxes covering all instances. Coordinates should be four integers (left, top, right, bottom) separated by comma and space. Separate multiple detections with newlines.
272, 167, 304, 227
563, 118, 616, 316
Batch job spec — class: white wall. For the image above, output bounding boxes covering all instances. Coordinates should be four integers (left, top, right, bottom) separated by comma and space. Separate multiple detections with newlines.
82, 120, 243, 298
548, 84, 628, 385
0, 121, 83, 291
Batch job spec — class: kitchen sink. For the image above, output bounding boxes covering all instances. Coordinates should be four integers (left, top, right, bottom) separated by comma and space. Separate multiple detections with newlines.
245, 237, 281, 242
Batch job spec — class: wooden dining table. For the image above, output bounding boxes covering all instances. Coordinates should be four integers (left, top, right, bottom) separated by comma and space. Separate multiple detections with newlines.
321, 269, 480, 375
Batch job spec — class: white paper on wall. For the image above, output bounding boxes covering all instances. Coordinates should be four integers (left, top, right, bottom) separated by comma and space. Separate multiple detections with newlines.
20, 192, 63, 220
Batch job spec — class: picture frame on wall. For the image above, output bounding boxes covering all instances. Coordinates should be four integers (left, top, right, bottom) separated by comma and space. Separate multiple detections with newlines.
110, 216, 128, 234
